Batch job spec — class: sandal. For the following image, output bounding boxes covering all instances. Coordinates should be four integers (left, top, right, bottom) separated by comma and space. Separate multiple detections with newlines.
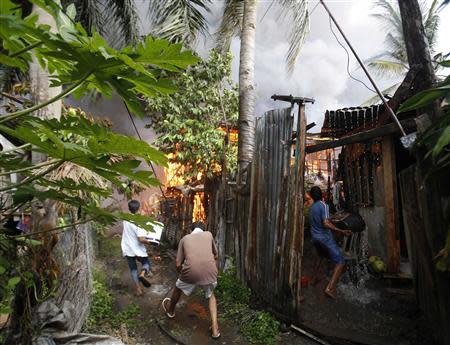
162, 297, 175, 319
209, 326, 221, 339
139, 270, 152, 288
324, 288, 337, 299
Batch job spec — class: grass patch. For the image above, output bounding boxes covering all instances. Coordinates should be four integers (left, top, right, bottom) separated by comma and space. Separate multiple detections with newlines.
85, 271, 140, 332
98, 236, 121, 258
216, 266, 280, 345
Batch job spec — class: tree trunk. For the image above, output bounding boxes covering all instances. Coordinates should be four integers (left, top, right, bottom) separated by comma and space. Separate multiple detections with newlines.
397, 0, 439, 120
237, 0, 257, 184
29, 5, 62, 125
398, 2, 449, 344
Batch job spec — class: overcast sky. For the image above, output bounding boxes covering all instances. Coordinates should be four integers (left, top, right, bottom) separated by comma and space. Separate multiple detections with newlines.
138, 0, 450, 129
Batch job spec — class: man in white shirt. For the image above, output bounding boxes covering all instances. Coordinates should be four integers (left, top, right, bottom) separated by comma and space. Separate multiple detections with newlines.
121, 200, 153, 296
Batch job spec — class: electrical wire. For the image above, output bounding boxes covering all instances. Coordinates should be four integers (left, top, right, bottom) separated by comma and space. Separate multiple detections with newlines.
260, 1, 275, 23
328, 16, 376, 94
310, 1, 321, 15
123, 102, 168, 201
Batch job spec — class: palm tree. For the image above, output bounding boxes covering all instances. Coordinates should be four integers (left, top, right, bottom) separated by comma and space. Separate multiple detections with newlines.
361, 0, 440, 105
367, 0, 440, 78
215, 0, 310, 176
216, 1, 310, 72
237, 0, 257, 179
62, 0, 140, 48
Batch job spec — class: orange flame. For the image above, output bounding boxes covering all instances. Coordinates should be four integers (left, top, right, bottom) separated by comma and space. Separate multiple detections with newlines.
193, 192, 206, 222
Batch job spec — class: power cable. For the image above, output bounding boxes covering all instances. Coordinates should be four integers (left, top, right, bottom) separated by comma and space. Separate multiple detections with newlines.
328, 16, 376, 94
123, 102, 168, 201
310, 1, 321, 15
260, 1, 275, 23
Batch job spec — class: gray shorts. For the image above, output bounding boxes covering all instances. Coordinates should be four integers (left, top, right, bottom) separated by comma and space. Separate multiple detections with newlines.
176, 279, 217, 298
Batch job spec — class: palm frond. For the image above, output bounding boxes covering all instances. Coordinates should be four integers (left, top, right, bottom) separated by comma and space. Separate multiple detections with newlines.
63, 0, 140, 48
367, 60, 408, 78
148, 0, 211, 47
66, 0, 105, 36
215, 0, 244, 53
105, 0, 140, 48
372, 0, 403, 34
385, 32, 407, 64
278, 0, 310, 72
360, 83, 401, 107
424, 0, 440, 52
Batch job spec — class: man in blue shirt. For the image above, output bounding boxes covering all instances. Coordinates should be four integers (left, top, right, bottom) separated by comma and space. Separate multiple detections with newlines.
309, 186, 351, 299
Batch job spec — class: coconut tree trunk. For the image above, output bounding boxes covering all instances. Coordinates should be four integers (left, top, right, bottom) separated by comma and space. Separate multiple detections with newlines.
237, 0, 257, 184
29, 4, 61, 226
397, 0, 438, 119
29, 5, 62, 123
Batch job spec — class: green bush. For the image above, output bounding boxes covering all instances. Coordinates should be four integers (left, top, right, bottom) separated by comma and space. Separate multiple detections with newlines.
241, 311, 280, 345
216, 266, 250, 306
85, 276, 140, 330
86, 279, 114, 328
216, 265, 279, 345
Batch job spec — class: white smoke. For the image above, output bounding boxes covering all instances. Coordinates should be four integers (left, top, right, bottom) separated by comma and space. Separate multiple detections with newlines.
136, 0, 450, 128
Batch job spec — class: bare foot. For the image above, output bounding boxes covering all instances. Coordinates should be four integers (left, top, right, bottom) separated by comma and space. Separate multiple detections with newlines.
135, 287, 143, 297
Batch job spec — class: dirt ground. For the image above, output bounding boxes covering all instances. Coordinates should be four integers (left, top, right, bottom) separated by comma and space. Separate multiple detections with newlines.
299, 240, 435, 345
97, 236, 316, 345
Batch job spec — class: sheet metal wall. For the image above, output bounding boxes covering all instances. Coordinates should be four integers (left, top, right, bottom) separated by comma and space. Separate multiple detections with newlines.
232, 106, 306, 320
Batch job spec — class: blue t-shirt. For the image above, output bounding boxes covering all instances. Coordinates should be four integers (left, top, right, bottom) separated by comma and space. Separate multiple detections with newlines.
309, 201, 332, 241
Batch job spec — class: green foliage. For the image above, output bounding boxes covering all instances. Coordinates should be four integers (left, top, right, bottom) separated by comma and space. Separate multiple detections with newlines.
398, 58, 450, 175
216, 265, 250, 306
241, 311, 280, 345
146, 50, 238, 183
0, 1, 198, 338
0, 0, 199, 118
85, 277, 140, 330
85, 279, 114, 328
398, 56, 450, 272
215, 265, 279, 345
148, 0, 211, 47
98, 237, 121, 258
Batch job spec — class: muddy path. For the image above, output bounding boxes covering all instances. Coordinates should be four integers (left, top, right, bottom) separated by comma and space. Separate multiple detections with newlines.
98, 237, 315, 345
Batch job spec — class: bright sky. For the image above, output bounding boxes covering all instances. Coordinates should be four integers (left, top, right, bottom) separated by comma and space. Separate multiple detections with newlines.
138, 0, 450, 127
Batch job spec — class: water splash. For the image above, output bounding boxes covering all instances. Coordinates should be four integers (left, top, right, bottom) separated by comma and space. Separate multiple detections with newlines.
338, 228, 380, 304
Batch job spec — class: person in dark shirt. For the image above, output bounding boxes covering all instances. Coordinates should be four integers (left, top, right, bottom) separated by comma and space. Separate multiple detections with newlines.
309, 186, 351, 299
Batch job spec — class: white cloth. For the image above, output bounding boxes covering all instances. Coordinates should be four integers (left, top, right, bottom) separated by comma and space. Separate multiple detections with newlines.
121, 221, 148, 257
191, 227, 203, 234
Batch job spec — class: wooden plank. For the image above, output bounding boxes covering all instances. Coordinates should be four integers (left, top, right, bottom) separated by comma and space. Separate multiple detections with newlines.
305, 118, 416, 154
382, 136, 400, 273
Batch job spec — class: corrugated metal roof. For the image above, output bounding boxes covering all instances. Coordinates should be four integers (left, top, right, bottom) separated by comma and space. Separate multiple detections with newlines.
321, 104, 385, 138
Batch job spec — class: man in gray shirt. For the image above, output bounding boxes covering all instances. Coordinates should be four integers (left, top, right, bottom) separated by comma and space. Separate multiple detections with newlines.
162, 222, 220, 339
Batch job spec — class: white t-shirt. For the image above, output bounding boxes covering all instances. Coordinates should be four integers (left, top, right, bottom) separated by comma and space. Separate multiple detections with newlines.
121, 221, 148, 257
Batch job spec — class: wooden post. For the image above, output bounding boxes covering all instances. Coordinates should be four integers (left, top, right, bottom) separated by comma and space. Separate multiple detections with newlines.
382, 136, 400, 273
289, 104, 306, 313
